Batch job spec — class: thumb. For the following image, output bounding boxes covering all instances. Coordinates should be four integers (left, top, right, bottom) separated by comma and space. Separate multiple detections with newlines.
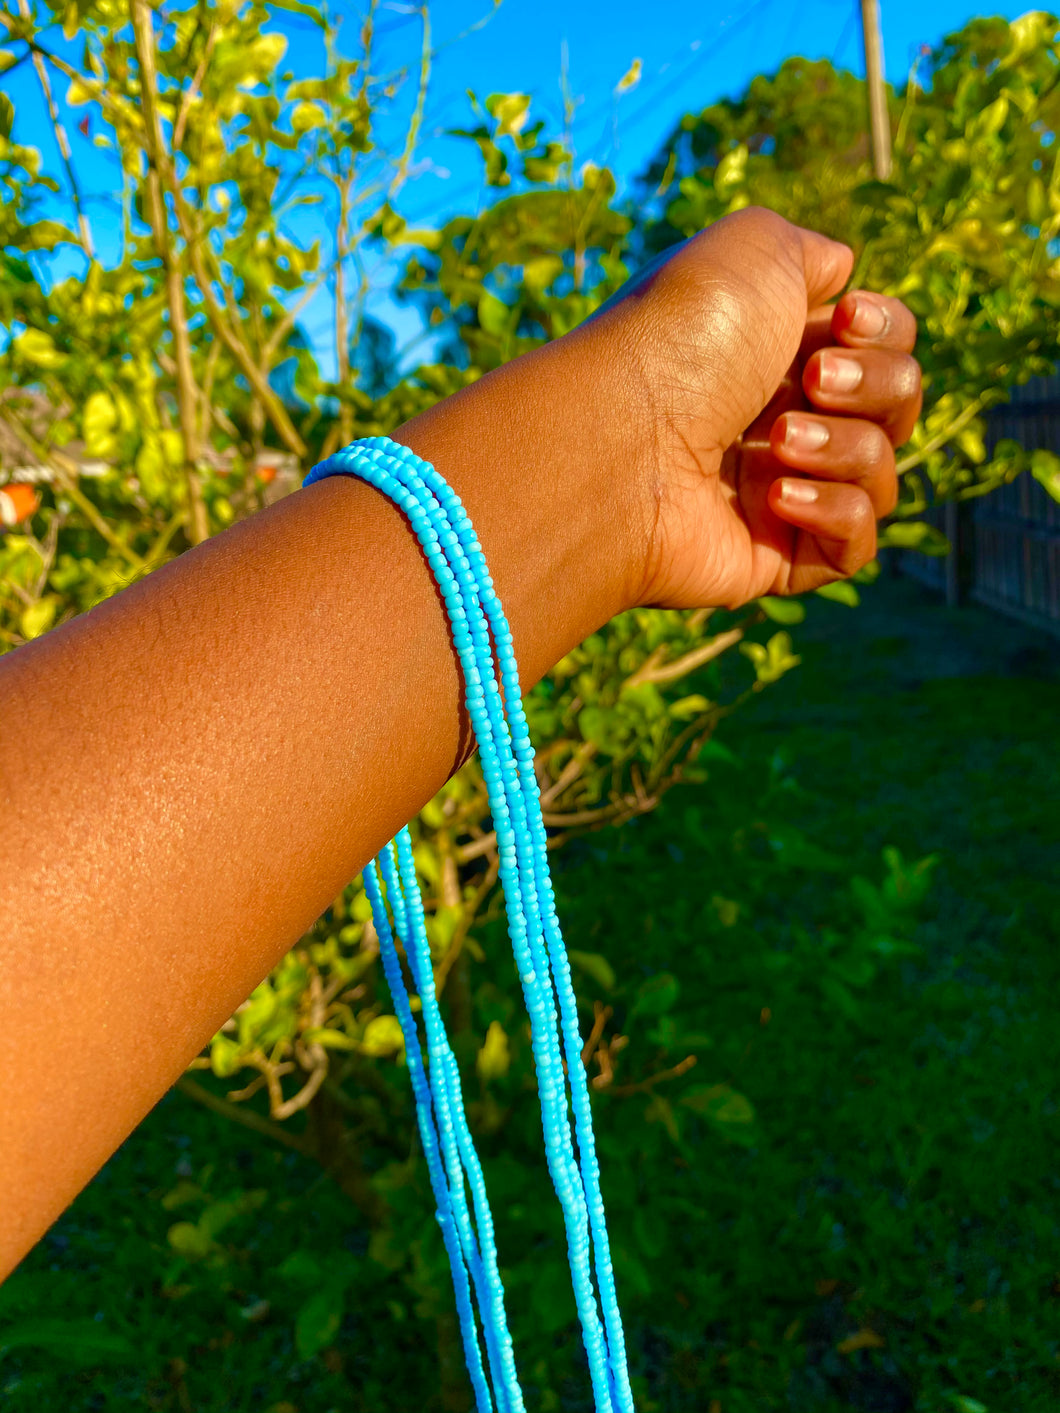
796, 224, 854, 311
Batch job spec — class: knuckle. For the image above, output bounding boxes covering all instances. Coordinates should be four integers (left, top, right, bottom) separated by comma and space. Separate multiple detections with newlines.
849, 491, 876, 537
895, 352, 922, 398
865, 421, 893, 463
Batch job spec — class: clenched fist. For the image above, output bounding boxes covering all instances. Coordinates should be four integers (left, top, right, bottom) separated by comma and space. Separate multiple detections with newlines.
578, 206, 922, 611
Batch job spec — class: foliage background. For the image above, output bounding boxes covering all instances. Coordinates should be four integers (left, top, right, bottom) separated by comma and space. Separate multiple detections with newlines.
1, 4, 1059, 1410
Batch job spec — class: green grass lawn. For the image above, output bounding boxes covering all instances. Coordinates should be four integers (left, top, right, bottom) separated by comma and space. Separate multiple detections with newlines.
2, 574, 1058, 1413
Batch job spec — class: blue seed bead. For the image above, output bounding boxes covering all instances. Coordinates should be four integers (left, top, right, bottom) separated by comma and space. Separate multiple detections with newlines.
304, 439, 632, 1413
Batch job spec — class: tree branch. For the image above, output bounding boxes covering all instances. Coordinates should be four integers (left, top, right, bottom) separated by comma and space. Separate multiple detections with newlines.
627, 626, 744, 687
130, 0, 210, 545
17, 0, 94, 258
174, 1074, 313, 1154
895, 394, 985, 476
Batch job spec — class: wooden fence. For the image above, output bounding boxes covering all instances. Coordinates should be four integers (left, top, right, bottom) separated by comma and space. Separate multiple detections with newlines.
899, 371, 1060, 635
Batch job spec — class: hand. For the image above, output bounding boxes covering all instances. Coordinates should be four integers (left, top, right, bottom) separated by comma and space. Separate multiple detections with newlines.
585, 207, 922, 611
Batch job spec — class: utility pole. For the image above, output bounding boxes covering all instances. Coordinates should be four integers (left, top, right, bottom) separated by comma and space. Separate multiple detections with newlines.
859, 0, 893, 180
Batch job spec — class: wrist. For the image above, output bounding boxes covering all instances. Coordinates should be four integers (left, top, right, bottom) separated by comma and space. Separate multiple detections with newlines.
392, 330, 650, 688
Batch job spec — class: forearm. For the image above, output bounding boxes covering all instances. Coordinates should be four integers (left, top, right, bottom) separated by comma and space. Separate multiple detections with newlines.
0, 330, 641, 1273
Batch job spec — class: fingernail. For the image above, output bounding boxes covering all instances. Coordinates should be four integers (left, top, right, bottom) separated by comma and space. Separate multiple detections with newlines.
783, 416, 830, 454
779, 479, 819, 506
851, 297, 887, 338
819, 352, 863, 394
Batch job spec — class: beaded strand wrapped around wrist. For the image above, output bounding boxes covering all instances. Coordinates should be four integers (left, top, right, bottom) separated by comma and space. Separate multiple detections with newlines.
303, 437, 634, 1413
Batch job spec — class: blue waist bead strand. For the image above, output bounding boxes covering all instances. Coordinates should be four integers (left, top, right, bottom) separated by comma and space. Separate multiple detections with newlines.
303, 437, 634, 1413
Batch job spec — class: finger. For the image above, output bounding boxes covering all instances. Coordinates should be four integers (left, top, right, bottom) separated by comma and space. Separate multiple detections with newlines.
803, 347, 922, 446
831, 290, 918, 353
798, 304, 840, 363
769, 413, 897, 517
766, 479, 878, 583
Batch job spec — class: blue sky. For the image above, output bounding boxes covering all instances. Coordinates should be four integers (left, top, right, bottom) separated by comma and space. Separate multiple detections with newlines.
4, 0, 1036, 372
369, 0, 1034, 224
326, 0, 1035, 365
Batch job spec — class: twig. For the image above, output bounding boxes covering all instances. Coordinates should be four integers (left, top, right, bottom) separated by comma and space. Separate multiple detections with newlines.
627, 627, 744, 687
581, 1001, 612, 1067
610, 1054, 697, 1097
175, 1074, 312, 1154
130, 0, 209, 545
539, 740, 599, 806
433, 852, 499, 995
388, 4, 431, 198
895, 394, 984, 475
18, 0, 94, 257
171, 21, 217, 153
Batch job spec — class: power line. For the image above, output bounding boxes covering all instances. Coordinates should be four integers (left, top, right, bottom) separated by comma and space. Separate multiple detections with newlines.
594, 0, 777, 156
833, 7, 858, 66
397, 0, 779, 227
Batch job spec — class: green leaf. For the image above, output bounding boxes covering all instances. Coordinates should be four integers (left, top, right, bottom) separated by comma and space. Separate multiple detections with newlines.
82, 390, 118, 456
668, 693, 712, 720
486, 91, 531, 139
14, 328, 65, 369
946, 1395, 989, 1413
0, 91, 13, 140
577, 705, 614, 748
630, 972, 679, 1019
815, 581, 860, 607
20, 597, 56, 640
0, 1318, 137, 1366
295, 1287, 344, 1358
477, 290, 510, 336
476, 1020, 511, 1080
22, 219, 77, 251
210, 1034, 245, 1079
302, 1027, 359, 1050
615, 58, 642, 94
1031, 449, 1060, 503
360, 1014, 404, 1057
291, 101, 327, 134
278, 1249, 324, 1284
971, 94, 1008, 139
567, 950, 616, 993
680, 1083, 756, 1141
740, 631, 800, 685
643, 1093, 682, 1145
759, 595, 806, 624
878, 521, 950, 555
522, 254, 563, 296
167, 1221, 215, 1259
160, 1179, 201, 1211
1002, 10, 1055, 66
956, 426, 986, 464
714, 143, 748, 198
1027, 175, 1047, 225
766, 822, 846, 873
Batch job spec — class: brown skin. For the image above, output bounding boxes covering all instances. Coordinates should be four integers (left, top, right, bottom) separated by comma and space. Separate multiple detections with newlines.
0, 209, 921, 1276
